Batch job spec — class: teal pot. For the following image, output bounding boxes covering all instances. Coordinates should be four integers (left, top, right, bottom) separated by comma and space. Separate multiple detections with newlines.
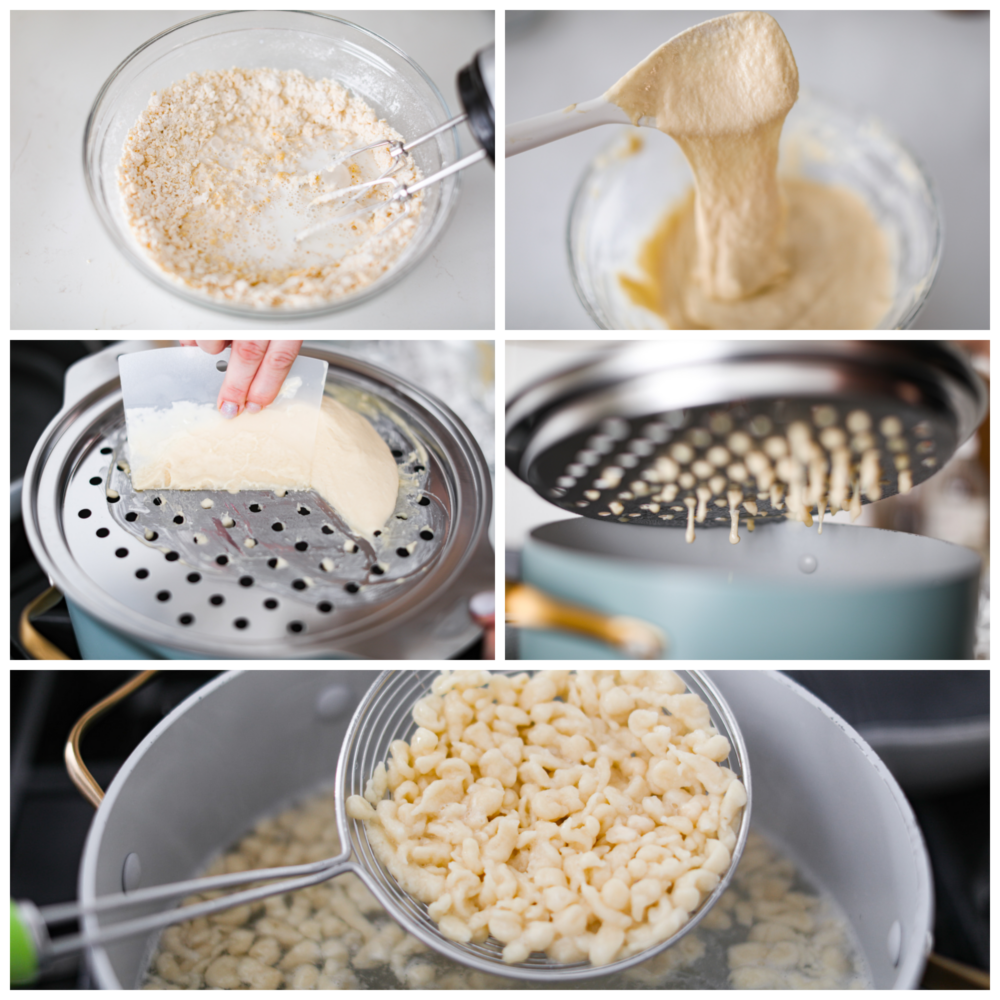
520, 519, 980, 659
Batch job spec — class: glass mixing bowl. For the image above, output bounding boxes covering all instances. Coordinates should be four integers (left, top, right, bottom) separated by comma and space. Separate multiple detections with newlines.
84, 11, 461, 318
568, 92, 942, 330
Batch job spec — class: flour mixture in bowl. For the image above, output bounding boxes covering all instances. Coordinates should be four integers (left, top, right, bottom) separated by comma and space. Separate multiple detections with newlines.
118, 68, 423, 310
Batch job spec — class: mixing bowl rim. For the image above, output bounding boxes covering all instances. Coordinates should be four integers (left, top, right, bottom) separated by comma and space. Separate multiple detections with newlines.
566, 89, 944, 332
82, 9, 462, 319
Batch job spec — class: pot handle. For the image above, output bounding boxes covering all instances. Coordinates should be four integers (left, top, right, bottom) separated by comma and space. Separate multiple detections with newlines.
19, 586, 71, 660
65, 671, 158, 808
505, 580, 667, 658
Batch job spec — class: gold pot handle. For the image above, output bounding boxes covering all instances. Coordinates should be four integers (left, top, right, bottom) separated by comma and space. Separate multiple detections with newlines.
65, 671, 158, 808
19, 586, 71, 660
923, 952, 989, 989
505, 580, 667, 659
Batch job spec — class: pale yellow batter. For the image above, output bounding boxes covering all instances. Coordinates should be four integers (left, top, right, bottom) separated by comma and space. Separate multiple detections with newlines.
605, 12, 893, 329
129, 396, 398, 538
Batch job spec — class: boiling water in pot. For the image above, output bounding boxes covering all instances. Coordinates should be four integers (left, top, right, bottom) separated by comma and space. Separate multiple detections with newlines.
140, 788, 870, 990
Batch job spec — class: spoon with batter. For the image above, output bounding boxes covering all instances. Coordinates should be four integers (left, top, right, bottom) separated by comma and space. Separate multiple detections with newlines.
507, 12, 797, 299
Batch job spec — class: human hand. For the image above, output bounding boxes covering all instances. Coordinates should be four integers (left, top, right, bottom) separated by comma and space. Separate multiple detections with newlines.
180, 340, 303, 418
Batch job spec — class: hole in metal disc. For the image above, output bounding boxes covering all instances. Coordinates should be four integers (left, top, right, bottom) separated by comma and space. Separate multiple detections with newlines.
298, 506, 310, 515
146, 531, 158, 542
345, 583, 360, 594
321, 524, 334, 534
179, 614, 194, 626
107, 494, 120, 504
318, 601, 333, 613
89, 476, 101, 485
187, 573, 201, 583
264, 598, 278, 609
216, 555, 229, 566
267, 558, 279, 569
234, 618, 249, 629
165, 552, 180, 562
249, 503, 262, 512
216, 359, 228, 372
96, 528, 110, 538
371, 564, 385, 575
396, 548, 410, 558
413, 464, 425, 472
125, 512, 138, 522
135, 569, 149, 579
173, 515, 184, 524
420, 530, 434, 540
115, 548, 128, 558
100, 447, 113, 455
292, 579, 307, 591
391, 449, 403, 458
78, 509, 92, 519
418, 496, 430, 506
153, 497, 162, 506
288, 621, 305, 634
271, 522, 284, 531
373, 530, 381, 537
156, 591, 170, 602
295, 541, 308, 551
239, 576, 254, 587
210, 595, 224, 606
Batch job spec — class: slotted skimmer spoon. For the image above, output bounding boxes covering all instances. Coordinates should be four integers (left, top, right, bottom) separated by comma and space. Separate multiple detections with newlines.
11, 669, 750, 985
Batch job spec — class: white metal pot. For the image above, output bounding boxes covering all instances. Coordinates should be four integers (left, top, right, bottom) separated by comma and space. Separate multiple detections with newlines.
76, 671, 931, 988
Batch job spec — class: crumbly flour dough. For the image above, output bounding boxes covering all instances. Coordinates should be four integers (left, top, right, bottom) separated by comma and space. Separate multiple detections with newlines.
606, 12, 892, 329
118, 68, 422, 309
130, 396, 399, 538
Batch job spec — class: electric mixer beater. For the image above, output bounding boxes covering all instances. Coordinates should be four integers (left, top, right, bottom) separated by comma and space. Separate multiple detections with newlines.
297, 44, 495, 241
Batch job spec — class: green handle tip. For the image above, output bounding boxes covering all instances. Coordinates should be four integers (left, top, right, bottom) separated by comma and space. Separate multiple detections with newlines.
10, 900, 39, 985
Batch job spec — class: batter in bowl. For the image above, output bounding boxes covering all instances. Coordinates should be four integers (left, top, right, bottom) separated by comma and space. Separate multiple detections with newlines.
118, 68, 422, 310
606, 12, 892, 329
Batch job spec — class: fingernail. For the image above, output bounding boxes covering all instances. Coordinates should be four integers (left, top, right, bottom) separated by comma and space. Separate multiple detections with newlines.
245, 402, 262, 414
220, 401, 238, 419
469, 591, 495, 617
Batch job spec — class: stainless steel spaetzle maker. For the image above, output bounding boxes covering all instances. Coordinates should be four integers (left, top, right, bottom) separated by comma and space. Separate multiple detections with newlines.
507, 341, 986, 529
21, 343, 493, 659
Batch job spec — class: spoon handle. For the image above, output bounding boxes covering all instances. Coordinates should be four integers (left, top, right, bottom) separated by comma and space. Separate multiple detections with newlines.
506, 97, 635, 156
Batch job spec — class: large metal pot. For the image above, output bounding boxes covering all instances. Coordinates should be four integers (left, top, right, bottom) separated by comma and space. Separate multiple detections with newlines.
76, 670, 931, 988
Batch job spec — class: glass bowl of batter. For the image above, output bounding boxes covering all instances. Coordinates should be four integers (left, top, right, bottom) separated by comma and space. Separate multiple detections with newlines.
84, 10, 461, 318
569, 92, 942, 330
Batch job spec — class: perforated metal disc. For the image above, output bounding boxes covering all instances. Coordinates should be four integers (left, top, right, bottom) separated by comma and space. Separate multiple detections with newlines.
24, 349, 493, 658
507, 342, 986, 528
336, 669, 751, 983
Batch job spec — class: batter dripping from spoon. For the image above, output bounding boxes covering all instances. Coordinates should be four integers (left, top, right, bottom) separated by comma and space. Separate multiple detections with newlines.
607, 12, 892, 329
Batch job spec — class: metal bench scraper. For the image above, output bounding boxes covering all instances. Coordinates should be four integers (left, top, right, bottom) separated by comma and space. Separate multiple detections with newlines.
118, 346, 329, 493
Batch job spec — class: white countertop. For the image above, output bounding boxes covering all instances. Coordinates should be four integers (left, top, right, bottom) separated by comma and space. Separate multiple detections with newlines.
12, 11, 495, 331
506, 11, 989, 330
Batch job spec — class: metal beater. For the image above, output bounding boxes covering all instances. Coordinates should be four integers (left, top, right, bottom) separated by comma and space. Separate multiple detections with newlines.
296, 44, 495, 242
